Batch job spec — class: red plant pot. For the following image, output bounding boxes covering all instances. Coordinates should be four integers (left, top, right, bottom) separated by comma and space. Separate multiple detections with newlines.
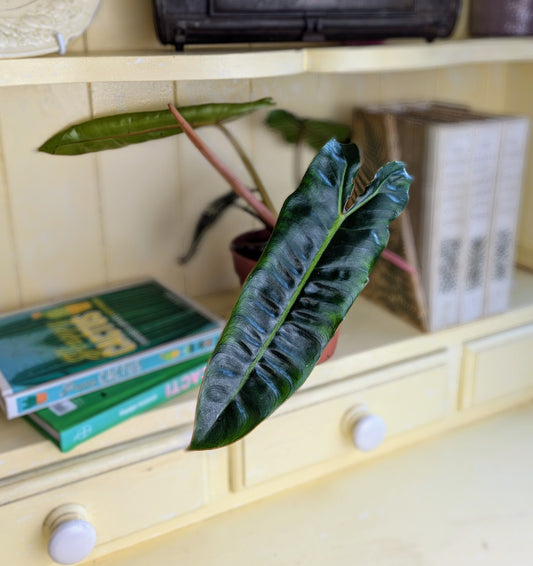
230, 228, 339, 363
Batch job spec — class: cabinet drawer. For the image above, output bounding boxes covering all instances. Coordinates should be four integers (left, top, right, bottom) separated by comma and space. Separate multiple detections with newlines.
0, 441, 214, 565
463, 324, 533, 407
236, 353, 453, 488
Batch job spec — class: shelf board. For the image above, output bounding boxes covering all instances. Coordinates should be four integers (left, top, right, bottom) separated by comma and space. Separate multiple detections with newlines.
2, 38, 533, 86
2, 269, 532, 485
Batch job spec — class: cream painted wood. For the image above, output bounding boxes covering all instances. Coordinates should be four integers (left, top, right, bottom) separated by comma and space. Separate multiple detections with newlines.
86, 403, 533, 566
2, 274, 533, 485
1, 7, 533, 563
504, 62, 533, 268
0, 130, 20, 311
0, 388, 200, 482
0, 63, 532, 307
0, 287, 532, 563
462, 323, 533, 408
90, 81, 184, 291
234, 352, 453, 488
379, 69, 442, 105
0, 439, 220, 566
0, 84, 106, 305
176, 79, 263, 295
251, 73, 336, 210
3, 39, 533, 86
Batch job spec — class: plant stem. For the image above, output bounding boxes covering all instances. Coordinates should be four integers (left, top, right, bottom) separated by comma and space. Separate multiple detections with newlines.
381, 249, 417, 274
168, 104, 277, 230
216, 124, 277, 216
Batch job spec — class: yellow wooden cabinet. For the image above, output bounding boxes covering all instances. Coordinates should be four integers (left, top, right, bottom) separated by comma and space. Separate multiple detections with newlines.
462, 323, 533, 407
1, 2, 533, 564
231, 351, 453, 489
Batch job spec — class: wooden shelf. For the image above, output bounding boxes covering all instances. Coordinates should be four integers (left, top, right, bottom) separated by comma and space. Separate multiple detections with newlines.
2, 269, 533, 484
2, 38, 533, 86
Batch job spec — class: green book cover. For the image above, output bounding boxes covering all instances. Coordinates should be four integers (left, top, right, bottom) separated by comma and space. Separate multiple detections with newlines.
26, 354, 210, 452
0, 280, 223, 418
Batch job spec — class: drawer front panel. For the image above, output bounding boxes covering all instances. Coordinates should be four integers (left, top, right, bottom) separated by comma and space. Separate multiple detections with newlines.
464, 324, 533, 406
0, 448, 208, 566
239, 356, 452, 487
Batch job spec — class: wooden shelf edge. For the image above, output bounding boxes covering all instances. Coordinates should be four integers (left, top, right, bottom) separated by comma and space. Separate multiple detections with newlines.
1, 269, 532, 485
2, 38, 533, 86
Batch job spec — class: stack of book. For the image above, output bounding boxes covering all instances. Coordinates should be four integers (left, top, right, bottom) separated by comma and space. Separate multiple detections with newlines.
353, 102, 530, 332
0, 280, 224, 451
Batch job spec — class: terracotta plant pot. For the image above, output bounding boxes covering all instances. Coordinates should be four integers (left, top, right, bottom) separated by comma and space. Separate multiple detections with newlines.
230, 228, 339, 363
230, 228, 272, 285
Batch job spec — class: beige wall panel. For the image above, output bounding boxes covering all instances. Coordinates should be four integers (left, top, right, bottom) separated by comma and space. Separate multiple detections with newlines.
85, 0, 168, 52
0, 85, 105, 305
319, 73, 381, 125
251, 74, 326, 210
379, 69, 442, 105
504, 63, 533, 268
378, 65, 506, 111
481, 63, 508, 112
432, 64, 505, 110
176, 79, 258, 296
90, 81, 182, 292
0, 134, 20, 311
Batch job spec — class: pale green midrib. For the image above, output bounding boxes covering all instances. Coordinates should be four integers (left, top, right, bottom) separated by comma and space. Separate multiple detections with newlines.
51, 120, 213, 151
46, 107, 265, 152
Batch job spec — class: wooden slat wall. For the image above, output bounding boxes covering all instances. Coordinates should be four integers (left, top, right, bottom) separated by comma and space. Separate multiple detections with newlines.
0, 84, 105, 308
0, 124, 20, 310
176, 79, 258, 296
90, 81, 181, 291
0, 0, 528, 312
505, 63, 533, 268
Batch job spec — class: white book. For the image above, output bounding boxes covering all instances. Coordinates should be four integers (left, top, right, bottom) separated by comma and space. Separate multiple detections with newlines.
360, 104, 476, 332
484, 115, 530, 315
422, 122, 475, 331
459, 118, 502, 323
396, 113, 474, 332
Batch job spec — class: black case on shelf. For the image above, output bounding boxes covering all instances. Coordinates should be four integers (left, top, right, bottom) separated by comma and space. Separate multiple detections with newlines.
152, 0, 462, 50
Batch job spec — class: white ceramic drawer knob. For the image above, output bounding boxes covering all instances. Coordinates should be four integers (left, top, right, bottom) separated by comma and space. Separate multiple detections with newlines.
43, 504, 96, 565
345, 406, 386, 452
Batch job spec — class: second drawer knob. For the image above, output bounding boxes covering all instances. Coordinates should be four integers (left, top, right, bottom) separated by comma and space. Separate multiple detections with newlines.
43, 504, 96, 565
345, 406, 387, 452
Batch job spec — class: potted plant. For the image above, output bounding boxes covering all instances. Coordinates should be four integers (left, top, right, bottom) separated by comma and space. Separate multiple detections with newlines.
39, 100, 411, 450
40, 99, 353, 361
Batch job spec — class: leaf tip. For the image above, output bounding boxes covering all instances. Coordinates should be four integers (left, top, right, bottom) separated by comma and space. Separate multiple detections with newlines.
37, 139, 58, 155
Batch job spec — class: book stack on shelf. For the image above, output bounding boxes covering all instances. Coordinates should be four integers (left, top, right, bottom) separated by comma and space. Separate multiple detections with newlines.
353, 102, 530, 332
0, 280, 224, 451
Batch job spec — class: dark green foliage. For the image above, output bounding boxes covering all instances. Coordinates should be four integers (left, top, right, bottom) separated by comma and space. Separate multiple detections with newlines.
265, 109, 351, 150
189, 139, 411, 450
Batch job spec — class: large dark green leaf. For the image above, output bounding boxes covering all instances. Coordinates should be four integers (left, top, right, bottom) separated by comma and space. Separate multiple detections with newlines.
39, 98, 275, 155
265, 109, 351, 151
189, 139, 411, 450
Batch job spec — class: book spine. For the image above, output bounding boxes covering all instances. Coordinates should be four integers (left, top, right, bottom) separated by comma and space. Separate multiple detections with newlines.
422, 124, 473, 331
59, 361, 207, 451
484, 116, 530, 315
459, 119, 502, 323
8, 327, 221, 419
